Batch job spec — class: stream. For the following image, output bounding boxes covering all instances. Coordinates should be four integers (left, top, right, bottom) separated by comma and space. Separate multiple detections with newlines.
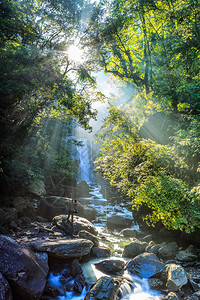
48, 139, 163, 299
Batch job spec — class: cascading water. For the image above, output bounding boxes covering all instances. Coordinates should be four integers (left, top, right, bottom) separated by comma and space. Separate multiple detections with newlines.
77, 139, 93, 184
47, 138, 163, 300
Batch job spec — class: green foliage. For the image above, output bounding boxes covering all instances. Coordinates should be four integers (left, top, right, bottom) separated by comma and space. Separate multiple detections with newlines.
134, 173, 200, 233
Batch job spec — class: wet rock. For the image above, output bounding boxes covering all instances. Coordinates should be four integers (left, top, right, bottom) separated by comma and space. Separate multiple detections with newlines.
176, 245, 198, 262
148, 278, 165, 290
94, 259, 125, 275
70, 258, 83, 278
37, 198, 68, 221
190, 291, 200, 299
0, 235, 48, 300
53, 215, 98, 236
73, 274, 86, 295
120, 228, 137, 238
163, 291, 183, 300
107, 215, 132, 229
0, 272, 13, 300
123, 239, 148, 258
84, 276, 120, 300
78, 230, 99, 247
91, 246, 111, 258
166, 264, 188, 291
34, 252, 48, 265
28, 179, 46, 196
158, 242, 178, 260
126, 253, 165, 278
28, 238, 93, 258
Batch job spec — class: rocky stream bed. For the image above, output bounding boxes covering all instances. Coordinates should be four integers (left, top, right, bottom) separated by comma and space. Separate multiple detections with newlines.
0, 180, 200, 300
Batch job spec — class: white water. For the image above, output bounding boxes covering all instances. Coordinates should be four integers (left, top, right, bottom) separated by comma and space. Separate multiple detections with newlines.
47, 138, 163, 300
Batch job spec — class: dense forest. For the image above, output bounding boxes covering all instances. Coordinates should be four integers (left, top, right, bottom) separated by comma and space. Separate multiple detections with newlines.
1, 0, 200, 234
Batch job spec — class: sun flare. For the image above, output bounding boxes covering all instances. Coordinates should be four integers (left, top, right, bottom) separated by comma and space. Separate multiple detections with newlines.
67, 45, 84, 63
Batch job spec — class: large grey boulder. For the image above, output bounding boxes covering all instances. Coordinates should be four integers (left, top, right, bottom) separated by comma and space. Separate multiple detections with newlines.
107, 215, 132, 229
85, 276, 133, 300
126, 253, 165, 278
77, 181, 90, 197
0, 208, 18, 230
158, 242, 178, 260
91, 246, 111, 258
94, 259, 125, 275
0, 235, 48, 300
37, 197, 68, 221
175, 245, 198, 262
13, 197, 36, 220
28, 238, 93, 258
53, 215, 98, 236
165, 264, 188, 292
123, 238, 148, 258
0, 272, 13, 300
120, 228, 137, 238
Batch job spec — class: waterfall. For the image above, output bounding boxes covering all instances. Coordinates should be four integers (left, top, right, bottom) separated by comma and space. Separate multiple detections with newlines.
77, 139, 93, 184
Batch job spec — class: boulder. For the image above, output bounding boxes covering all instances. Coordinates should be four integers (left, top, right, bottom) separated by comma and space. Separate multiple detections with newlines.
0, 272, 13, 300
148, 278, 165, 290
13, 197, 36, 220
73, 274, 86, 295
70, 258, 83, 278
145, 241, 163, 256
165, 264, 188, 292
165, 292, 183, 300
78, 230, 99, 247
77, 181, 90, 197
123, 239, 148, 258
142, 234, 153, 243
85, 276, 129, 300
190, 291, 200, 300
94, 259, 125, 275
91, 246, 111, 258
120, 228, 137, 238
28, 179, 46, 196
176, 245, 198, 262
0, 235, 48, 300
107, 215, 132, 229
0, 208, 18, 229
158, 242, 178, 260
28, 238, 93, 258
37, 198, 68, 221
78, 206, 96, 221
53, 215, 98, 236
126, 253, 165, 278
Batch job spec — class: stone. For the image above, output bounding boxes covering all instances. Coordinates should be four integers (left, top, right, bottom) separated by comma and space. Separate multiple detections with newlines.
166, 292, 182, 300
77, 181, 90, 197
28, 179, 46, 196
37, 198, 68, 221
53, 215, 98, 236
148, 278, 165, 290
0, 208, 18, 227
166, 264, 188, 291
120, 228, 137, 238
0, 272, 13, 300
0, 235, 48, 300
91, 246, 111, 258
126, 253, 165, 278
191, 291, 200, 300
107, 215, 132, 229
78, 230, 99, 247
13, 197, 36, 220
70, 259, 83, 278
84, 276, 120, 300
145, 241, 162, 255
78, 206, 96, 221
73, 274, 86, 295
158, 242, 178, 260
142, 234, 153, 243
123, 239, 148, 258
176, 245, 198, 262
94, 259, 125, 275
28, 238, 93, 258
